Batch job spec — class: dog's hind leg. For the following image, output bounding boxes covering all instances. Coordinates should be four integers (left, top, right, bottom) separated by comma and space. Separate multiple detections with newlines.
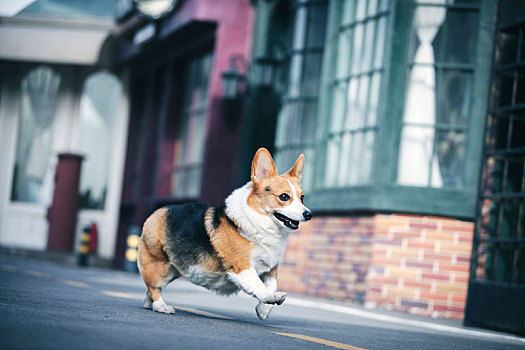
138, 237, 180, 314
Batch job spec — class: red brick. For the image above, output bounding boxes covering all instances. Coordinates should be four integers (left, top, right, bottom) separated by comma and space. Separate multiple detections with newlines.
425, 231, 454, 241
410, 222, 437, 229
407, 241, 435, 250
406, 260, 433, 269
393, 231, 422, 239
439, 264, 470, 273
369, 287, 382, 293
433, 304, 464, 313
454, 275, 469, 283
453, 295, 467, 303
368, 276, 398, 285
422, 272, 450, 281
442, 225, 473, 232
403, 280, 432, 290
386, 287, 417, 298
424, 252, 453, 262
420, 292, 448, 301
458, 236, 473, 243
456, 255, 471, 263
439, 243, 472, 253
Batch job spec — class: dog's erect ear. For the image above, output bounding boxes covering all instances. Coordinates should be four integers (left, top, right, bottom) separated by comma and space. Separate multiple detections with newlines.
251, 148, 277, 184
285, 154, 305, 179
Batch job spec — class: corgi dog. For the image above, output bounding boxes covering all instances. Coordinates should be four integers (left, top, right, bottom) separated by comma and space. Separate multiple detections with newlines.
137, 148, 312, 320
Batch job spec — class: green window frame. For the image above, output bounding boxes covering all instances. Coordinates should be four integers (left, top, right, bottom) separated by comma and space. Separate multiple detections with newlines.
274, 0, 329, 191
172, 51, 213, 198
306, 0, 496, 219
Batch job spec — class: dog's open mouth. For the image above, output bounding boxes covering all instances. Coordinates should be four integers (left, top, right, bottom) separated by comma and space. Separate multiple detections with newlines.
273, 212, 299, 230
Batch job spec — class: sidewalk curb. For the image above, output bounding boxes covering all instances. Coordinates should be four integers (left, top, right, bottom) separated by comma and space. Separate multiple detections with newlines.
0, 246, 114, 270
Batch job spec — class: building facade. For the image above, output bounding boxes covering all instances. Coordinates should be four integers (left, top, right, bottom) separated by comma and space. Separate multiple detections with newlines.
247, 0, 496, 321
112, 0, 255, 267
0, 0, 130, 260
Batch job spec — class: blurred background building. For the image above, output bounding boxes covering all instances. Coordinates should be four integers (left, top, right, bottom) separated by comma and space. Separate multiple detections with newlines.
0, 0, 524, 335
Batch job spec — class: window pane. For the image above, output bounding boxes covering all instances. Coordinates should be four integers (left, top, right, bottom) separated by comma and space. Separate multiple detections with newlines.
433, 10, 479, 64
398, 126, 434, 187
337, 29, 352, 79
274, 1, 328, 192
434, 130, 465, 188
374, 17, 387, 69
437, 70, 472, 126
323, 1, 390, 188
361, 20, 375, 72
11, 66, 61, 204
306, 4, 327, 47
301, 52, 323, 96
172, 52, 213, 198
78, 71, 122, 209
331, 82, 347, 133
367, 73, 381, 126
351, 23, 364, 75
398, 4, 480, 189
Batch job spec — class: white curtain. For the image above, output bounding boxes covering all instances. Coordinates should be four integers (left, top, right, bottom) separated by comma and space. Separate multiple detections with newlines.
398, 2, 446, 187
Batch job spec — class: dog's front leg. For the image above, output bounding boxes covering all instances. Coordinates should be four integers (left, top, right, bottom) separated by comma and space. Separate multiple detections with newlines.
255, 274, 278, 320
228, 268, 286, 305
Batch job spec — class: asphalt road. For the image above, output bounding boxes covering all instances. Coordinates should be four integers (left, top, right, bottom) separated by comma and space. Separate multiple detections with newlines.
0, 254, 524, 350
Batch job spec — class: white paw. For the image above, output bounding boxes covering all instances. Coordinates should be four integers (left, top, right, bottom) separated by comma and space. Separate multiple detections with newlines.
143, 293, 152, 309
256, 302, 273, 320
262, 292, 286, 305
152, 300, 175, 314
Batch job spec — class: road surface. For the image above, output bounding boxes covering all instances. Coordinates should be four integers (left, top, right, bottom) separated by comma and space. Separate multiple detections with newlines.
0, 254, 523, 349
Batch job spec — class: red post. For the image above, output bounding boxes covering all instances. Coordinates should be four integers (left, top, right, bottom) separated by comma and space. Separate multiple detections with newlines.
46, 153, 84, 251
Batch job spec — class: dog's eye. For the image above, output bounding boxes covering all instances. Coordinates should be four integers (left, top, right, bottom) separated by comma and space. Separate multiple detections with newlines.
300, 195, 304, 203
279, 193, 290, 201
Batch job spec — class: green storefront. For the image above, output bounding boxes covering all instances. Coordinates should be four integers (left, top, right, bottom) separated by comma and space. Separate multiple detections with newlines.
242, 0, 524, 334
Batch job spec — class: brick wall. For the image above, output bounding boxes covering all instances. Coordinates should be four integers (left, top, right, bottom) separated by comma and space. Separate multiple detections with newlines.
279, 217, 374, 302
278, 214, 474, 320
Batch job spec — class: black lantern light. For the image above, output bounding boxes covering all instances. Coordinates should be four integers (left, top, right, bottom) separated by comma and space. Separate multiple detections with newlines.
252, 55, 280, 87
221, 55, 246, 99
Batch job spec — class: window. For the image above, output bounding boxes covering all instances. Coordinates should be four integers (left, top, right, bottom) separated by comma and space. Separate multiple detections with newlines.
398, 0, 480, 189
11, 66, 61, 204
280, 0, 495, 218
322, 0, 390, 188
78, 71, 122, 209
274, 0, 328, 191
172, 52, 213, 198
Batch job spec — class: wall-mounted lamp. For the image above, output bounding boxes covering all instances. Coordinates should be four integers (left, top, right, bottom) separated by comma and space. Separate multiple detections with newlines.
221, 55, 247, 99
221, 54, 280, 99
252, 55, 280, 88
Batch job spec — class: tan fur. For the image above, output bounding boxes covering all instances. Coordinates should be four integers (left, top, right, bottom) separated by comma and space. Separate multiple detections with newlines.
205, 208, 253, 274
267, 265, 279, 279
139, 208, 177, 302
247, 175, 304, 215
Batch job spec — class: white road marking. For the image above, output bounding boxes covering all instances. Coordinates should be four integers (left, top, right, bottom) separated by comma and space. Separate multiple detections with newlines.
285, 297, 525, 344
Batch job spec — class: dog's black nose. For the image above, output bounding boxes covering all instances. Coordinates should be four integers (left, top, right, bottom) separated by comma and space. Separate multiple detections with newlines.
303, 210, 313, 221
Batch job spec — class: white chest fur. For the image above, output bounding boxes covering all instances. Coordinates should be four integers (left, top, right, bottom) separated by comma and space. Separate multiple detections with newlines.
225, 182, 291, 275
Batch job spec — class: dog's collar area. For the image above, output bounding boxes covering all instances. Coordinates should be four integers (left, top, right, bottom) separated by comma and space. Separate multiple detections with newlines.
273, 212, 299, 230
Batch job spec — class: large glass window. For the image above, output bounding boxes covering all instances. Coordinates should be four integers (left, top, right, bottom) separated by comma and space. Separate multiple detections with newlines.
323, 0, 391, 188
172, 51, 213, 198
274, 0, 328, 191
11, 66, 61, 204
397, 0, 480, 188
78, 71, 122, 209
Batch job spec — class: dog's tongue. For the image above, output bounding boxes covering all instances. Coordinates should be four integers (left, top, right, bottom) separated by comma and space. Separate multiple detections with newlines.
285, 219, 299, 230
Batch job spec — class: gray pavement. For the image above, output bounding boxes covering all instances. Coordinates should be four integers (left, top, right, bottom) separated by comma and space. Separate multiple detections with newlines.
0, 254, 524, 350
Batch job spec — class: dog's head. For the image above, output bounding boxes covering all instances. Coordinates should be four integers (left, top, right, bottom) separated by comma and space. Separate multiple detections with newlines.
247, 148, 312, 230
